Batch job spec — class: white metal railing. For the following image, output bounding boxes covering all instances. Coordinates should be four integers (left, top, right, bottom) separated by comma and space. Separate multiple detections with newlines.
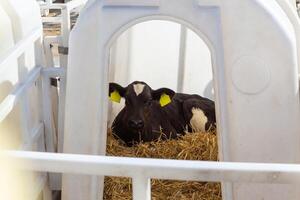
0, 28, 42, 70
41, 0, 87, 155
0, 25, 63, 153
0, 28, 49, 200
41, 0, 88, 69
0, 12, 65, 198
4, 150, 300, 200
42, 0, 87, 10
0, 67, 41, 122
37, 0, 87, 191
40, 0, 87, 23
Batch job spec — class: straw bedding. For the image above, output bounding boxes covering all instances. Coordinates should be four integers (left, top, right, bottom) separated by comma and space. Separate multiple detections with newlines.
104, 129, 221, 200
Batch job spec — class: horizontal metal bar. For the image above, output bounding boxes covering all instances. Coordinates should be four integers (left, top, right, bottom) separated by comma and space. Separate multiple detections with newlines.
0, 67, 42, 122
40, 0, 87, 10
0, 28, 42, 71
40, 4, 62, 10
44, 35, 62, 44
20, 123, 44, 151
4, 151, 300, 184
42, 67, 66, 78
42, 17, 62, 23
103, 0, 160, 7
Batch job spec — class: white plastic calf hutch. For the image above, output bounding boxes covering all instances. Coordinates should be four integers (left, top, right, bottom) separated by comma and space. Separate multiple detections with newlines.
63, 0, 300, 200
1, 0, 300, 200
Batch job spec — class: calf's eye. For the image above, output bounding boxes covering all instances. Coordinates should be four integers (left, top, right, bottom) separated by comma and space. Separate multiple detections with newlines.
144, 100, 152, 107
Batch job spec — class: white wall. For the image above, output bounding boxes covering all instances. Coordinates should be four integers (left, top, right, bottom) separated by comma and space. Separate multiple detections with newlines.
183, 29, 213, 99
127, 20, 181, 90
108, 20, 213, 125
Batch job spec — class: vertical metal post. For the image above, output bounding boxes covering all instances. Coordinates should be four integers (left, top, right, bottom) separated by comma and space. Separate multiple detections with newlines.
132, 177, 151, 200
41, 76, 56, 153
57, 6, 71, 153
177, 25, 187, 93
42, 73, 61, 190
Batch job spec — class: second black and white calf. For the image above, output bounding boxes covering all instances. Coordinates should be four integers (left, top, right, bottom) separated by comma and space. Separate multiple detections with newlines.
109, 81, 216, 146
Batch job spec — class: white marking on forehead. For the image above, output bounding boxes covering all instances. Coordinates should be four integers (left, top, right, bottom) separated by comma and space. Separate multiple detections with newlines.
190, 108, 208, 132
133, 83, 145, 96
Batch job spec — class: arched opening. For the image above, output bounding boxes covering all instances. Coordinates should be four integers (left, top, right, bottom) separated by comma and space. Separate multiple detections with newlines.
108, 19, 214, 126
105, 16, 218, 128
104, 17, 221, 199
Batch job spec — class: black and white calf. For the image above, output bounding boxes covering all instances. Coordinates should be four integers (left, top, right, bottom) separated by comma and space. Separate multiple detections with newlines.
109, 81, 216, 146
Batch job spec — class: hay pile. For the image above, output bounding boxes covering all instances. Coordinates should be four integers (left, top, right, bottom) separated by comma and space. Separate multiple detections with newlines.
104, 130, 221, 200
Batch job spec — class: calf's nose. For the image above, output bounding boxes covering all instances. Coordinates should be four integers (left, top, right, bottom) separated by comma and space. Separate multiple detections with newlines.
128, 119, 144, 129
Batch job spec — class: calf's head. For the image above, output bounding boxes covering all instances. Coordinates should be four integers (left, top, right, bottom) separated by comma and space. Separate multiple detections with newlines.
109, 81, 175, 144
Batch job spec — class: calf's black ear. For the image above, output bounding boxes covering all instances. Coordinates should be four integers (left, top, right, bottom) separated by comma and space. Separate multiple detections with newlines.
109, 83, 127, 103
152, 88, 175, 107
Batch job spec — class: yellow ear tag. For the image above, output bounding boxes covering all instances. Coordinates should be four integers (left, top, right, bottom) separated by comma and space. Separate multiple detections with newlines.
110, 90, 121, 103
159, 93, 171, 107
